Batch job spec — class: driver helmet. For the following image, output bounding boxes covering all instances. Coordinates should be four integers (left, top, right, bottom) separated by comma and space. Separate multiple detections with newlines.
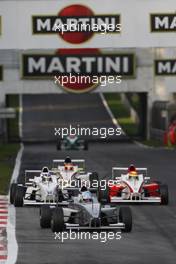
64, 156, 72, 164
64, 156, 73, 170
68, 134, 77, 139
128, 165, 138, 179
41, 167, 52, 182
81, 191, 92, 203
42, 167, 49, 173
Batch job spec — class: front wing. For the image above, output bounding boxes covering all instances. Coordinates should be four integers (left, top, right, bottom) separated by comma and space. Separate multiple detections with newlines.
23, 199, 69, 206
64, 223, 125, 230
109, 196, 161, 204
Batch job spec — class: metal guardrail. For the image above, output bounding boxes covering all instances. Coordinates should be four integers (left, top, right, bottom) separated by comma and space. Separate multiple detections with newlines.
150, 127, 165, 141
0, 108, 16, 119
0, 108, 16, 142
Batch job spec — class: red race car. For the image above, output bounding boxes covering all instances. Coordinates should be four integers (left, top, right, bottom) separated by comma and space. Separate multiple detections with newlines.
101, 165, 168, 205
164, 121, 176, 146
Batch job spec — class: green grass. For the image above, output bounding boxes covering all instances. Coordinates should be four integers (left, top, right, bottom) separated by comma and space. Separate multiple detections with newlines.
0, 143, 19, 194
118, 117, 138, 135
104, 93, 139, 136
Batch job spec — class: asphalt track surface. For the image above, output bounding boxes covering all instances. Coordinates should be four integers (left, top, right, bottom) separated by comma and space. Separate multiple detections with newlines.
16, 142, 176, 264
22, 94, 121, 142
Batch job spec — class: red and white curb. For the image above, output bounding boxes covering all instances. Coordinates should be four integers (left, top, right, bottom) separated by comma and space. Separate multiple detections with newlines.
0, 143, 24, 264
0, 196, 8, 263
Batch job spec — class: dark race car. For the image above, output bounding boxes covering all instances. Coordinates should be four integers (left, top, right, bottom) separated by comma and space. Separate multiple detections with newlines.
57, 135, 88, 150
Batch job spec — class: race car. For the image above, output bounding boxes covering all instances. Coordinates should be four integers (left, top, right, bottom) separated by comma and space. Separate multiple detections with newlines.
57, 135, 88, 151
40, 187, 132, 233
10, 167, 68, 207
164, 120, 176, 146
101, 165, 169, 205
52, 157, 99, 193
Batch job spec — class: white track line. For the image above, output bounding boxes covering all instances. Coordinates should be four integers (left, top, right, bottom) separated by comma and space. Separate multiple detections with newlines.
99, 93, 125, 135
6, 143, 24, 264
6, 95, 24, 264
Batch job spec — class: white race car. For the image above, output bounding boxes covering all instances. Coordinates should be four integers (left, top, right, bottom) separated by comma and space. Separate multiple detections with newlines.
40, 187, 132, 232
52, 157, 99, 197
10, 167, 68, 207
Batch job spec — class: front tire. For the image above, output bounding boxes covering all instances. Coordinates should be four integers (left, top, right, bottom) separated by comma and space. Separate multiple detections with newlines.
10, 183, 17, 204
84, 141, 88, 150
100, 187, 110, 203
119, 207, 132, 232
40, 205, 51, 228
160, 184, 169, 205
51, 207, 65, 233
89, 172, 99, 187
14, 186, 25, 207
56, 141, 61, 150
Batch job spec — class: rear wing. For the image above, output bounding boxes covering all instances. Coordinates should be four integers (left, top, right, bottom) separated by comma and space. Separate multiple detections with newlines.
52, 159, 86, 170
112, 167, 148, 179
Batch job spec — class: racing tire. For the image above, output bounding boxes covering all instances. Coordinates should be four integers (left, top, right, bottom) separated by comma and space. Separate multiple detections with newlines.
153, 181, 162, 185
14, 186, 24, 207
89, 172, 99, 187
84, 141, 88, 150
91, 218, 101, 227
160, 184, 169, 205
10, 183, 17, 204
100, 187, 110, 204
57, 189, 64, 202
56, 141, 61, 151
101, 212, 109, 226
119, 207, 132, 232
40, 205, 51, 228
51, 207, 65, 233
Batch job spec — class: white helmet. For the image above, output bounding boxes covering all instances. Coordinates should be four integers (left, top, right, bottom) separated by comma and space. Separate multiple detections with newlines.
82, 191, 92, 202
41, 167, 52, 182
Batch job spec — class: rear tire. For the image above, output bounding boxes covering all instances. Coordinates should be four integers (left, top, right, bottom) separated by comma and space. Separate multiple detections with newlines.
40, 205, 51, 228
14, 186, 24, 207
89, 172, 99, 187
160, 184, 169, 205
10, 183, 17, 204
57, 189, 64, 202
56, 141, 61, 150
119, 207, 132, 232
84, 141, 88, 150
51, 207, 65, 233
101, 212, 109, 226
100, 187, 110, 203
